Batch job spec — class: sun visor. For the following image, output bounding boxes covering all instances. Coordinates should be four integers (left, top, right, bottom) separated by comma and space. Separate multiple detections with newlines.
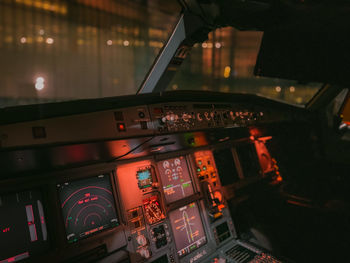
254, 5, 350, 86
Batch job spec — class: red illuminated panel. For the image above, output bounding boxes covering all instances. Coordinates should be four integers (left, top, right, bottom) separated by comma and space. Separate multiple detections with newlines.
0, 252, 29, 263
25, 205, 38, 242
143, 195, 165, 225
193, 150, 219, 183
37, 200, 47, 241
254, 140, 274, 174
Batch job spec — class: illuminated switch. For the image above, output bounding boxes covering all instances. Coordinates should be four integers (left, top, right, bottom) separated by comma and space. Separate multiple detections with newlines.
117, 123, 126, 132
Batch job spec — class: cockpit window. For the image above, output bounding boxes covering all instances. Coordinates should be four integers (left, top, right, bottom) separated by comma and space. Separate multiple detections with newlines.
0, 0, 180, 108
166, 28, 323, 106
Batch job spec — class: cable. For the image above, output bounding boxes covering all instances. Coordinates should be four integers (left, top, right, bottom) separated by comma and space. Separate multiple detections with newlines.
106, 136, 156, 163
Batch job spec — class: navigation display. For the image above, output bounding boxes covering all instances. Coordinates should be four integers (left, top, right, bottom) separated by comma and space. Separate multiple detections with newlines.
157, 156, 194, 204
169, 202, 207, 257
0, 190, 49, 262
57, 174, 119, 243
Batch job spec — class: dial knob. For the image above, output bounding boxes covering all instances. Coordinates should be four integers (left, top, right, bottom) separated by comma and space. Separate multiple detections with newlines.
138, 247, 151, 259
136, 234, 147, 246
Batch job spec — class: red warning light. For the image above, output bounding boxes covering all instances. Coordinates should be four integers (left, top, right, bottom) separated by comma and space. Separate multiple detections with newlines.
117, 123, 126, 132
2, 227, 10, 233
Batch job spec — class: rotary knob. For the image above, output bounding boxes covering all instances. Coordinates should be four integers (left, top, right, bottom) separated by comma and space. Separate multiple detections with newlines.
197, 112, 203, 121
138, 247, 151, 259
136, 234, 148, 246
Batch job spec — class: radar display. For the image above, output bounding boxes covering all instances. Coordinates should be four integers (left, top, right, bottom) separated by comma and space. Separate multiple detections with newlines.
57, 174, 119, 243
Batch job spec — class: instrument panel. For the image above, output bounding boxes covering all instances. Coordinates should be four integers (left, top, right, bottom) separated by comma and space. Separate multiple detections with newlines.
0, 128, 281, 262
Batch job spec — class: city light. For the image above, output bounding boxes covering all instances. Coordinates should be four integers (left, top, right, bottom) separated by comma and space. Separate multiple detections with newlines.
106, 40, 113, 46
35, 77, 45, 91
46, 38, 54, 44
215, 42, 221, 48
224, 66, 231, 78
123, 40, 130, 46
202, 43, 208, 48
275, 86, 281, 92
20, 37, 27, 44
289, 86, 295, 93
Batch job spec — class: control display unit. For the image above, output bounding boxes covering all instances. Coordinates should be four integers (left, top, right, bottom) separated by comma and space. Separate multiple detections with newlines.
57, 174, 119, 243
169, 202, 206, 257
157, 156, 194, 204
0, 190, 49, 262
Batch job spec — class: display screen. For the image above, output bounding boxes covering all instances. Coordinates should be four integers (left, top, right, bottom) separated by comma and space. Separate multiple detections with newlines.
0, 190, 49, 262
215, 222, 231, 243
236, 144, 260, 178
137, 168, 153, 189
57, 174, 119, 243
213, 148, 240, 185
157, 156, 194, 204
169, 202, 206, 257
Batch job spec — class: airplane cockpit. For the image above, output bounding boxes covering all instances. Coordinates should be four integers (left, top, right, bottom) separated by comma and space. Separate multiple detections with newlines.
1, 1, 350, 263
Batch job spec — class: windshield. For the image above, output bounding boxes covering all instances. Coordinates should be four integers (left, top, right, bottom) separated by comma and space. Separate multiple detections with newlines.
0, 0, 180, 108
166, 27, 323, 106
0, 1, 322, 109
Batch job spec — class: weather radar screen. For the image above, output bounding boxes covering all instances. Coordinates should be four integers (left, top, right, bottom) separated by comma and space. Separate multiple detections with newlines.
157, 156, 194, 204
57, 174, 119, 243
169, 202, 207, 257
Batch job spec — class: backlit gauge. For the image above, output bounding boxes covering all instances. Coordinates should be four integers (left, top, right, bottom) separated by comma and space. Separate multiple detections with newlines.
163, 161, 170, 169
174, 158, 181, 166
143, 195, 165, 225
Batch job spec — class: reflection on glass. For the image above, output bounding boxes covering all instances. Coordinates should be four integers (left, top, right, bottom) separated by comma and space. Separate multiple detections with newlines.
168, 27, 323, 105
0, 0, 180, 108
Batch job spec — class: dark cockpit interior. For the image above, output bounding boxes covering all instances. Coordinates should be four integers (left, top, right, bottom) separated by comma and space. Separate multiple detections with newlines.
1, 1, 350, 263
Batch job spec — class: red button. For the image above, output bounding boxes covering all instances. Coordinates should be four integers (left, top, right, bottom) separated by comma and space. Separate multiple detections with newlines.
117, 123, 126, 132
